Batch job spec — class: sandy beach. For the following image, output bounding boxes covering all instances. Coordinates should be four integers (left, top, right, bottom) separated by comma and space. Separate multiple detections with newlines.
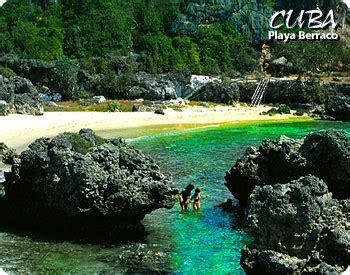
0, 106, 307, 150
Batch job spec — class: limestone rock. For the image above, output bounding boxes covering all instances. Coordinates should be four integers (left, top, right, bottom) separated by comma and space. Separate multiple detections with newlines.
241, 176, 349, 274
325, 94, 350, 121
0, 129, 177, 240
225, 129, 349, 205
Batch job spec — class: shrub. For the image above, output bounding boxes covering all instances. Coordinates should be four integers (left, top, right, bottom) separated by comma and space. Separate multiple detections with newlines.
262, 104, 291, 116
107, 101, 120, 112
0, 66, 17, 78
64, 133, 106, 155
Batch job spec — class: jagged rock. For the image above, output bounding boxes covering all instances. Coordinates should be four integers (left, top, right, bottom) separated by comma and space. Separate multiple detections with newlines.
325, 94, 350, 121
0, 100, 10, 116
0, 56, 78, 100
125, 73, 178, 100
39, 86, 62, 102
0, 129, 177, 241
300, 129, 350, 198
120, 248, 170, 273
0, 75, 43, 116
189, 81, 240, 104
0, 143, 18, 165
241, 176, 349, 274
132, 103, 166, 113
171, 0, 273, 44
225, 129, 349, 205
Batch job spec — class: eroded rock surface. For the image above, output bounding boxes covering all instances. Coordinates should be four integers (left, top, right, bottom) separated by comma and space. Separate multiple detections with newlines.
0, 129, 176, 240
0, 143, 17, 165
0, 75, 43, 116
225, 129, 349, 205
325, 94, 350, 121
241, 176, 349, 274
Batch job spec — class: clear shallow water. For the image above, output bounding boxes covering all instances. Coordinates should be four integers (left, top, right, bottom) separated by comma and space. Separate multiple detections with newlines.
0, 120, 349, 273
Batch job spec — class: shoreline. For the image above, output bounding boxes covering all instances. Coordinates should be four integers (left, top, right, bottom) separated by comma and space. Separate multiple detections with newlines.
0, 106, 310, 151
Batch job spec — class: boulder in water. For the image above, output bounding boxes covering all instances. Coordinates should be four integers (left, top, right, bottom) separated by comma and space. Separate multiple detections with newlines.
225, 129, 349, 205
325, 94, 350, 121
241, 176, 349, 274
0, 129, 177, 240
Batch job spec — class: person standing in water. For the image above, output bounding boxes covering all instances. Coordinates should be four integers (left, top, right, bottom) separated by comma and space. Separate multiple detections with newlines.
179, 184, 194, 212
191, 188, 202, 211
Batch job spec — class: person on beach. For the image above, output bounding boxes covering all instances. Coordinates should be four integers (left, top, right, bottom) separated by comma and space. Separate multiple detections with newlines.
179, 184, 194, 212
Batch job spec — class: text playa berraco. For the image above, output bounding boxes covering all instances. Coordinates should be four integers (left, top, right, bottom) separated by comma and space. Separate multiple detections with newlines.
269, 9, 340, 42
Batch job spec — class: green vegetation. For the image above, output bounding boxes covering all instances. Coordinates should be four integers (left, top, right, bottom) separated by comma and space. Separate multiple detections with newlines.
63, 132, 106, 155
272, 39, 350, 74
0, 0, 256, 75
0, 66, 17, 77
262, 104, 291, 116
44, 100, 136, 112
0, 0, 63, 60
0, 0, 349, 77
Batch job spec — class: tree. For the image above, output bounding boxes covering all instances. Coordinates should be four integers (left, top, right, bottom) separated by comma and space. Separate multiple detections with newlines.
62, 0, 133, 58
140, 33, 177, 73
172, 36, 201, 74
194, 24, 257, 75
0, 0, 63, 60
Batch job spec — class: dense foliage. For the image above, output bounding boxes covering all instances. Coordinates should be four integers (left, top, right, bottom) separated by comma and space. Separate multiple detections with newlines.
0, 0, 257, 75
0, 0, 349, 76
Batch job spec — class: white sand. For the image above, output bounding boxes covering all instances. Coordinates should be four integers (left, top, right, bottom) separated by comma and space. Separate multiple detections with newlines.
0, 106, 306, 150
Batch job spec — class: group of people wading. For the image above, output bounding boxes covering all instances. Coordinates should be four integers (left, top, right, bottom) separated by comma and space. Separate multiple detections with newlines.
178, 184, 206, 212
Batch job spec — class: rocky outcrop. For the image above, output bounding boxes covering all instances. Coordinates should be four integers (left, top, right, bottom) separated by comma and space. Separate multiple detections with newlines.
189, 81, 240, 104
325, 94, 350, 121
238, 79, 350, 119
171, 0, 273, 44
268, 57, 294, 77
241, 176, 349, 274
225, 129, 349, 205
0, 75, 43, 116
0, 129, 176, 241
0, 143, 17, 165
124, 72, 179, 100
0, 56, 78, 100
132, 102, 166, 113
239, 79, 327, 105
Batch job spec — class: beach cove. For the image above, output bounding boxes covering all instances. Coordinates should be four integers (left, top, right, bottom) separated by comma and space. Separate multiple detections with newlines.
0, 106, 304, 151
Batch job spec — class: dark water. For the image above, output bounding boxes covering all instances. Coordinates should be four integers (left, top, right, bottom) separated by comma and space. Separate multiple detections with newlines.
0, 120, 349, 273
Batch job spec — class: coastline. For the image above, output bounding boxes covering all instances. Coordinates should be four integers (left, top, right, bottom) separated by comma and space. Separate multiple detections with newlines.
0, 106, 310, 151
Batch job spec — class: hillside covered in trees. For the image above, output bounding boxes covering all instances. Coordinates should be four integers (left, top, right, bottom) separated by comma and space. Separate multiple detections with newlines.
0, 0, 349, 76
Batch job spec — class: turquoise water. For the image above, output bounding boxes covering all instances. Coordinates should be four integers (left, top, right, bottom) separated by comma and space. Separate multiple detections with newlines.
0, 120, 349, 273
132, 120, 350, 274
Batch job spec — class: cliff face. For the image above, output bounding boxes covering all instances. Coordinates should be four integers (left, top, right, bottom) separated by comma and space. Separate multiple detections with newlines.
171, 0, 348, 44
171, 0, 273, 43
